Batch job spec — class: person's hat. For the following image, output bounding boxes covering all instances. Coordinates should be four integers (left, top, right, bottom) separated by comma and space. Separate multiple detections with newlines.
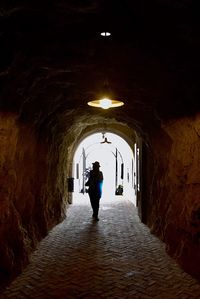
92, 161, 100, 167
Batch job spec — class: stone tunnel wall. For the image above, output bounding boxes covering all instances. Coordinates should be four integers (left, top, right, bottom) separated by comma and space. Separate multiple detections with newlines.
0, 112, 67, 286
146, 113, 200, 280
1, 108, 200, 285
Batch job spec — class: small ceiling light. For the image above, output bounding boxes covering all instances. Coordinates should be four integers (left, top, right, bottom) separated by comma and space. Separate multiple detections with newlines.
87, 98, 124, 110
100, 31, 111, 37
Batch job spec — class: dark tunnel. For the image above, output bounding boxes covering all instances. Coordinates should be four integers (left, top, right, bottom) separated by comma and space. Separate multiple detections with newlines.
0, 0, 200, 290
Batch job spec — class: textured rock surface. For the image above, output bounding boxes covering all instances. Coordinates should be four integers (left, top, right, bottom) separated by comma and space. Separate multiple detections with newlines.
0, 110, 136, 288
148, 114, 200, 280
0, 112, 67, 285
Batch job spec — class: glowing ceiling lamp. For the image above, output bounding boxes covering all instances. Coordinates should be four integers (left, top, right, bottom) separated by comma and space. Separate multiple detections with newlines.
87, 98, 124, 109
100, 31, 111, 37
87, 82, 124, 110
87, 32, 124, 110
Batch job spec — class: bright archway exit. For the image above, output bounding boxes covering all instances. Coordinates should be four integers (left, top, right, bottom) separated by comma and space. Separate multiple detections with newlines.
73, 132, 136, 205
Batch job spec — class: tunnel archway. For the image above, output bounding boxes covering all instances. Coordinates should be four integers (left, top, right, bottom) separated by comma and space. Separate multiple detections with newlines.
0, 0, 200, 288
72, 131, 137, 205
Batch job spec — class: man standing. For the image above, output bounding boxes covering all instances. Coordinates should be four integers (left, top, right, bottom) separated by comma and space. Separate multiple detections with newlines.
85, 161, 103, 221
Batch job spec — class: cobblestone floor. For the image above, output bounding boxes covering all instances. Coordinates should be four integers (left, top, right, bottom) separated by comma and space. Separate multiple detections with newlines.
1, 195, 200, 299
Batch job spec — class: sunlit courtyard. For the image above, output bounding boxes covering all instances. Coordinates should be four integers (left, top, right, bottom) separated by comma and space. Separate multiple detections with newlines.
73, 132, 136, 205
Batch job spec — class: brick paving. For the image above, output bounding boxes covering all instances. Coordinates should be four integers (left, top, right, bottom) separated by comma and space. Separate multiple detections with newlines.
1, 195, 200, 299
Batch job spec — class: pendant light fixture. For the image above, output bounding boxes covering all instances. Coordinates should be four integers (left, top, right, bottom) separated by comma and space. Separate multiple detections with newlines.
87, 98, 124, 109
100, 132, 112, 143
87, 81, 124, 109
87, 31, 125, 110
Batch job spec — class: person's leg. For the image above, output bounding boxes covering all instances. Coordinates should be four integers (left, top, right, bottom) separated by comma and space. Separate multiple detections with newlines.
89, 198, 95, 216
93, 197, 100, 220
89, 193, 96, 217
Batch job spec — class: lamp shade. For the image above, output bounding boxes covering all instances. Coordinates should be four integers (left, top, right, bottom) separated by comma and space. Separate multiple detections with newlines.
87, 98, 124, 109
87, 82, 124, 109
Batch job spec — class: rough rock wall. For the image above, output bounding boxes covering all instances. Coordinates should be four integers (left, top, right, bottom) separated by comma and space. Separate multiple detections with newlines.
148, 113, 200, 280
0, 112, 67, 286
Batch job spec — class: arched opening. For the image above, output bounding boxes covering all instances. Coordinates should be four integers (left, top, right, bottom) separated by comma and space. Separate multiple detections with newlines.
72, 132, 137, 205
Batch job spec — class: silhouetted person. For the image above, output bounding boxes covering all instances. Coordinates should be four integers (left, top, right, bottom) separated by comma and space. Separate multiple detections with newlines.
85, 161, 103, 221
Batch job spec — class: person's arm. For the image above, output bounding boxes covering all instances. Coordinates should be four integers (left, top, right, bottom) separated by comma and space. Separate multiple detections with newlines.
100, 171, 103, 181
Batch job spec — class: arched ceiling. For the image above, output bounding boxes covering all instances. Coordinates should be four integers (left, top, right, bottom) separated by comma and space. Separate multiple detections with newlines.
0, 0, 199, 135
